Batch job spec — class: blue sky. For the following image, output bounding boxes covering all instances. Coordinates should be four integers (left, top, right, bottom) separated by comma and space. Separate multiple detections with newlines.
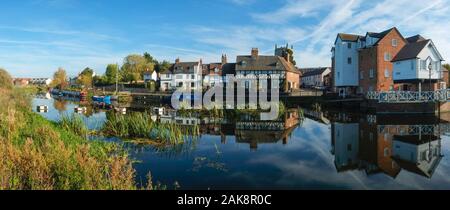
1, 0, 449, 78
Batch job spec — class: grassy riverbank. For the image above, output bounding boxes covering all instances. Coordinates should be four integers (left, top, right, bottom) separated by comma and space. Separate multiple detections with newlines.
0, 87, 149, 190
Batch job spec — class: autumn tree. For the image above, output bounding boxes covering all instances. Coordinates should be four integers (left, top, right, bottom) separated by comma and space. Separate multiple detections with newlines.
77, 67, 94, 89
51, 67, 68, 90
121, 54, 154, 84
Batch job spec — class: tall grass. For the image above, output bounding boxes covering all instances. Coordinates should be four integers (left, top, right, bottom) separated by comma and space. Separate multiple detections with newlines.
0, 84, 150, 190
102, 112, 200, 145
60, 114, 89, 138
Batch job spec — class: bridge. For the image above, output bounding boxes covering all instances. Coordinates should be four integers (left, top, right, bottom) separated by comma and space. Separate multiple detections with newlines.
367, 90, 450, 103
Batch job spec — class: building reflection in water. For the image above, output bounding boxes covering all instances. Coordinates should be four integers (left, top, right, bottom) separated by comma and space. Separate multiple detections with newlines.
154, 108, 301, 151
328, 112, 445, 179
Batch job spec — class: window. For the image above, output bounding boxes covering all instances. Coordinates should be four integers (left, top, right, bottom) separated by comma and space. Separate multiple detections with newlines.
411, 60, 415, 70
347, 144, 352, 151
191, 82, 195, 88
347, 43, 352, 49
360, 71, 364, 80
385, 69, 390, 78
191, 75, 195, 79
392, 39, 398, 47
384, 52, 392, 61
369, 69, 374, 78
384, 148, 390, 157
337, 72, 340, 79
347, 57, 352, 64
420, 60, 426, 70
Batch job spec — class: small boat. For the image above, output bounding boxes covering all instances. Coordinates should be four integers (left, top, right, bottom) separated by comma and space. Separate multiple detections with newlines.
92, 95, 112, 104
153, 107, 165, 115
36, 105, 49, 113
74, 107, 87, 113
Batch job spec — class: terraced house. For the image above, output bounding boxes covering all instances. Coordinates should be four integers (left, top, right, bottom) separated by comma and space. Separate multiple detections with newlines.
332, 27, 445, 97
159, 58, 203, 92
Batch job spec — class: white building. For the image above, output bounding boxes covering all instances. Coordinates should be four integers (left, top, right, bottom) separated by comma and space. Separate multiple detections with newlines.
159, 58, 203, 92
392, 36, 445, 87
143, 71, 158, 83
300, 67, 331, 88
332, 34, 361, 96
393, 135, 442, 178
331, 123, 360, 172
29, 78, 52, 86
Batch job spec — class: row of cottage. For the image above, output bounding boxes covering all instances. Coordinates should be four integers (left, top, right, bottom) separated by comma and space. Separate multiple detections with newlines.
146, 46, 308, 93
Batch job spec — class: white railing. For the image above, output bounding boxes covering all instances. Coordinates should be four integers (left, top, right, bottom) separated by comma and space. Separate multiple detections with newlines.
367, 89, 450, 103
379, 124, 450, 136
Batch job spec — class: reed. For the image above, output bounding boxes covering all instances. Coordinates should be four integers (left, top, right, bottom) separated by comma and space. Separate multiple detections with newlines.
102, 112, 199, 145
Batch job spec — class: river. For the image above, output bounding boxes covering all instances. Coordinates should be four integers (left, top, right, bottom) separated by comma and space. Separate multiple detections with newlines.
32, 94, 450, 190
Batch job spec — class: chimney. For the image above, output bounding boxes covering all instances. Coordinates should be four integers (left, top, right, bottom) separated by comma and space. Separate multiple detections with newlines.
221, 54, 228, 65
175, 58, 180, 64
251, 48, 259, 59
285, 53, 290, 63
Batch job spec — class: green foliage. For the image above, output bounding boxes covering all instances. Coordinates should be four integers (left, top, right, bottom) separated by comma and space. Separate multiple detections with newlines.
104, 64, 120, 85
155, 60, 172, 73
102, 112, 199, 145
60, 114, 89, 138
286, 48, 297, 66
0, 88, 146, 190
0, 68, 13, 90
51, 68, 68, 90
121, 54, 155, 84
443, 64, 450, 71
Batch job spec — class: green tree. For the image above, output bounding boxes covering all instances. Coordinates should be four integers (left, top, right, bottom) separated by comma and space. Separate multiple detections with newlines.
443, 63, 450, 71
51, 67, 68, 90
155, 60, 171, 73
121, 54, 154, 84
143, 52, 157, 64
77, 67, 94, 89
105, 64, 120, 84
0, 68, 13, 90
286, 48, 297, 66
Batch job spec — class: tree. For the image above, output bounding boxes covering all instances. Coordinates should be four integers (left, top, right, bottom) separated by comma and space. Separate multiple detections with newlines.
51, 67, 68, 90
77, 67, 95, 89
155, 60, 171, 73
143, 52, 157, 64
286, 48, 297, 66
0, 68, 13, 90
443, 63, 450, 71
105, 64, 120, 84
121, 54, 154, 84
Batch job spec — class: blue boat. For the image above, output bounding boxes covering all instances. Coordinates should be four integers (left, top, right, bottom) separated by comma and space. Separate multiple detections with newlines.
92, 95, 112, 105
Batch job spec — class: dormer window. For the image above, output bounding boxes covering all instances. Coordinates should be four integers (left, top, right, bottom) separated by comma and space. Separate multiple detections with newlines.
241, 61, 247, 66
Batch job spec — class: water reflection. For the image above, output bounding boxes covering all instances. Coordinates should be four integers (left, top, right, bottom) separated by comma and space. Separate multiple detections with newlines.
32, 95, 450, 189
331, 113, 444, 179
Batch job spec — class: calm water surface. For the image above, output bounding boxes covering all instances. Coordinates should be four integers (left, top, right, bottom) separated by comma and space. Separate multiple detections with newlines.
32, 94, 450, 190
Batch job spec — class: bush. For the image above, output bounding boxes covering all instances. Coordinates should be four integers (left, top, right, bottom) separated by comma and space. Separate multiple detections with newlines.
0, 68, 13, 90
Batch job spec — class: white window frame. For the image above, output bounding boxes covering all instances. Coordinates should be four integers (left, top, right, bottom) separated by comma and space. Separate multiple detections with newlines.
392, 39, 398, 47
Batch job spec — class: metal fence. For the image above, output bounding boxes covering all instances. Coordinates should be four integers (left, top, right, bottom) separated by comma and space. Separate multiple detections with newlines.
367, 89, 450, 103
